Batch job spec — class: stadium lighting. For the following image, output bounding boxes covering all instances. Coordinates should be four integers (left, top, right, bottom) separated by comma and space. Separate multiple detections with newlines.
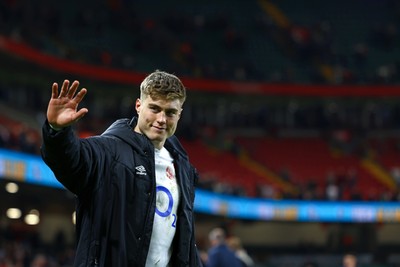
5, 182, 19, 193
24, 209, 40, 225
6, 208, 22, 219
72, 211, 76, 225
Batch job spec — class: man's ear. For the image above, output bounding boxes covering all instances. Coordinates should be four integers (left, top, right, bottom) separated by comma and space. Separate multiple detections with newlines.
135, 98, 141, 114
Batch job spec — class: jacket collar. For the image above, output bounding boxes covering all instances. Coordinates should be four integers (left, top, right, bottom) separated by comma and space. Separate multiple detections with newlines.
101, 117, 188, 160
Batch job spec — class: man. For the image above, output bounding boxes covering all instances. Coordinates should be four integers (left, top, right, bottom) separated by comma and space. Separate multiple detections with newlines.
41, 70, 203, 266
226, 236, 254, 267
342, 254, 357, 267
206, 228, 243, 267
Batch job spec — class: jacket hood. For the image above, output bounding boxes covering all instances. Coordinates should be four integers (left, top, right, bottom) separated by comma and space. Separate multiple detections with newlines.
101, 117, 189, 159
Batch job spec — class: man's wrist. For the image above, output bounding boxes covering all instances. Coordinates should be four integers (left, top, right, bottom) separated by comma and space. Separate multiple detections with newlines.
49, 123, 63, 131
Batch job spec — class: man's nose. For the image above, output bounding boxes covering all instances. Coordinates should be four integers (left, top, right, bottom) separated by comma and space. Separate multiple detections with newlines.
157, 112, 166, 123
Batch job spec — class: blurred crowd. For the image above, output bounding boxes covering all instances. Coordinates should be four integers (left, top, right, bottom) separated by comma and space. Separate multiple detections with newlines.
2, 84, 400, 202
0, 0, 399, 83
0, 231, 74, 267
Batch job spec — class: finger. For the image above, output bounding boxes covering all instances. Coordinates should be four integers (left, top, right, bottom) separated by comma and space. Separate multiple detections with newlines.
67, 80, 80, 98
73, 108, 89, 121
59, 80, 70, 98
51, 82, 59, 99
73, 88, 87, 103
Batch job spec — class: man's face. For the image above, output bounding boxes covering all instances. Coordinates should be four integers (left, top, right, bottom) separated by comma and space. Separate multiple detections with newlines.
343, 255, 357, 267
134, 95, 182, 149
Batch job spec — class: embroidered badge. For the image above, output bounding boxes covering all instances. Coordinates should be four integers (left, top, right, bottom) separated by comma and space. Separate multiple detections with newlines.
135, 165, 147, 176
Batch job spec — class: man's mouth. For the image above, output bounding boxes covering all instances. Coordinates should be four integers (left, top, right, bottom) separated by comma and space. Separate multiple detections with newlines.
153, 125, 166, 131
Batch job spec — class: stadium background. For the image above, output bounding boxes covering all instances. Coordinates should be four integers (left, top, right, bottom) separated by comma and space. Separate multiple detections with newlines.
1, 0, 400, 266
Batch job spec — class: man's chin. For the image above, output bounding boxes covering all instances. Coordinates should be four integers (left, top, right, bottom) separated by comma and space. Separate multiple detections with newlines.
148, 134, 166, 143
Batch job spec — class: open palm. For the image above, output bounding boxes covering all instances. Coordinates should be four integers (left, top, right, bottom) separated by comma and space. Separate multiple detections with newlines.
47, 80, 89, 129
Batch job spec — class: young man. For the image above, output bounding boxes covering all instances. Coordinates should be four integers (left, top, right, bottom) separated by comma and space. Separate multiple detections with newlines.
41, 70, 203, 267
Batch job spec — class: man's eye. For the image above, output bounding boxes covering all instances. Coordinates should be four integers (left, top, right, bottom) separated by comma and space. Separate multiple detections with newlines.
166, 111, 177, 117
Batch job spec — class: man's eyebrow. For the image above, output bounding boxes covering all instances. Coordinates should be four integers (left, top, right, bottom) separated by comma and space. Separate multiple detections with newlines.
148, 103, 179, 112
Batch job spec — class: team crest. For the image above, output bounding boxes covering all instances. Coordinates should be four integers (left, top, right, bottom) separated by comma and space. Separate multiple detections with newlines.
166, 166, 174, 180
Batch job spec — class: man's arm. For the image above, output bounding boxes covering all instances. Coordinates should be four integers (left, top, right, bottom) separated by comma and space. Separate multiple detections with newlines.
41, 79, 92, 194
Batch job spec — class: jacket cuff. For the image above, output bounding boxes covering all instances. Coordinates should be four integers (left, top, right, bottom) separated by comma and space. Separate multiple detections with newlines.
49, 123, 63, 131
43, 120, 69, 136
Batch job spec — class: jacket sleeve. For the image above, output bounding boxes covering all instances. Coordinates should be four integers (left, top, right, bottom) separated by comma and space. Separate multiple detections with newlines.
40, 120, 103, 195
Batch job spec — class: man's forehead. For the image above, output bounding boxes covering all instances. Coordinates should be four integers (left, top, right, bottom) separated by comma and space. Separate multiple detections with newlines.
144, 96, 182, 109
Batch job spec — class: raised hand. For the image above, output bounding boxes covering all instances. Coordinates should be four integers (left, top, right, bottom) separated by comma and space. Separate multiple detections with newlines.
47, 80, 89, 129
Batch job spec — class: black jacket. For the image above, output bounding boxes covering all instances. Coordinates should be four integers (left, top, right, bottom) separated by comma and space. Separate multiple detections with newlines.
41, 117, 203, 267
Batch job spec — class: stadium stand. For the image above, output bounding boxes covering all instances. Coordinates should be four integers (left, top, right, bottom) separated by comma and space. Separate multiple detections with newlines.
0, 0, 399, 83
237, 136, 396, 201
181, 139, 297, 198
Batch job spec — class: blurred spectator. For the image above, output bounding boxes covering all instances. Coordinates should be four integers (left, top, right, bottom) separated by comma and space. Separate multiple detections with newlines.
342, 253, 358, 267
391, 167, 400, 186
325, 171, 340, 201
206, 228, 242, 267
301, 262, 319, 267
226, 236, 254, 267
30, 254, 48, 267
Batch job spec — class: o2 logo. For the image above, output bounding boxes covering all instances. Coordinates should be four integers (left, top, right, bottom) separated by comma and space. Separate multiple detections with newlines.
155, 186, 176, 228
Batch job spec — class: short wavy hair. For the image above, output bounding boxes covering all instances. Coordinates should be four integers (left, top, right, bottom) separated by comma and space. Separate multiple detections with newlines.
140, 70, 186, 104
